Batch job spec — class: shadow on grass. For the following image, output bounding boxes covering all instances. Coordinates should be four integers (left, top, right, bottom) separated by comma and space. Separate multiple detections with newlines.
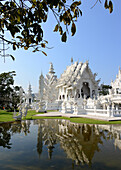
0, 111, 13, 115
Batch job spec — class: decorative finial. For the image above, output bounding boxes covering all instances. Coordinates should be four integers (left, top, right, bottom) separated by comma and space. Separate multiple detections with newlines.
71, 57, 73, 64
49, 62, 55, 74
86, 60, 89, 64
28, 83, 32, 93
41, 70, 43, 76
85, 60, 89, 67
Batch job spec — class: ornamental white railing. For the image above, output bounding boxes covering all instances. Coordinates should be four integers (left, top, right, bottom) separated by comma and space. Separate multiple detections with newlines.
113, 110, 121, 116
112, 94, 121, 98
85, 109, 107, 115
84, 108, 121, 117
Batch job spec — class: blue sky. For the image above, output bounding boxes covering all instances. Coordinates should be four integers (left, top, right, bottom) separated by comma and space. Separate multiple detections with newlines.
0, 0, 121, 93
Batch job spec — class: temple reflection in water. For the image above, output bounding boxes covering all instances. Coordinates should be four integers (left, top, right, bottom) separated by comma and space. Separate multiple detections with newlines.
1, 119, 121, 168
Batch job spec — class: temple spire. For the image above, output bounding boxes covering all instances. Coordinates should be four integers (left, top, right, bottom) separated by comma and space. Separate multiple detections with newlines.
119, 66, 121, 74
118, 66, 121, 79
28, 83, 32, 94
49, 62, 55, 74
71, 57, 73, 64
39, 72, 44, 100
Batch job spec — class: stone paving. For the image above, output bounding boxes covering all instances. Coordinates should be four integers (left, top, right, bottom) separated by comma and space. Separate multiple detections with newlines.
34, 112, 121, 121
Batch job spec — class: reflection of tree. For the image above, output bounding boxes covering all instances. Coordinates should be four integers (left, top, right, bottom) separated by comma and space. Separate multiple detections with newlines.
0, 120, 31, 149
37, 121, 43, 157
0, 125, 11, 149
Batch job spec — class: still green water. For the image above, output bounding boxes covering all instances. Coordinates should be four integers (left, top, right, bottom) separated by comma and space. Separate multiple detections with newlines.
0, 119, 121, 170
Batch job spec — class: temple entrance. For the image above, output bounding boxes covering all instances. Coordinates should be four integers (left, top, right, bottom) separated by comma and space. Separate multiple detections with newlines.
29, 98, 31, 104
81, 82, 90, 99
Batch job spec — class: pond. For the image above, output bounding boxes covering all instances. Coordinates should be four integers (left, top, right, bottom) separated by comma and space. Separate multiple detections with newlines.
0, 119, 121, 170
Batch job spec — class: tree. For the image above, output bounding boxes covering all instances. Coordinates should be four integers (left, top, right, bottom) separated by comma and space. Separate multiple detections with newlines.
98, 84, 112, 96
0, 71, 20, 110
0, 125, 12, 149
0, 0, 113, 60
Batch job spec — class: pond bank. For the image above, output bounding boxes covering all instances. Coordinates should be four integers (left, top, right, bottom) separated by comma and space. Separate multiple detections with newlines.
1, 110, 121, 124
34, 111, 121, 121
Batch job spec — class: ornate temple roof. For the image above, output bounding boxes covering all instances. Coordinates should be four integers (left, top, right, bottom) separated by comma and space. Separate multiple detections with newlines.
111, 67, 121, 90
49, 62, 55, 74
57, 61, 99, 88
45, 62, 57, 86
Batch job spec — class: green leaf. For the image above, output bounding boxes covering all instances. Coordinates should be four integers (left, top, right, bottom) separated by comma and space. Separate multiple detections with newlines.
41, 43, 45, 48
32, 49, 36, 52
53, 24, 58, 32
32, 47, 39, 52
109, 1, 113, 13
104, 0, 108, 9
13, 44, 16, 50
71, 1, 81, 8
24, 46, 28, 50
16, 36, 22, 39
79, 9, 82, 16
32, 0, 36, 3
61, 32, 67, 42
60, 15, 63, 22
17, 15, 20, 22
43, 15, 47, 22
42, 51, 47, 56
10, 55, 15, 61
44, 40, 48, 44
71, 22, 76, 36
59, 26, 63, 35
77, 1, 81, 6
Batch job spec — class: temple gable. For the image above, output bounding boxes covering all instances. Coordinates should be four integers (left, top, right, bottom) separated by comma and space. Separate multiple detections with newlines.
57, 61, 100, 101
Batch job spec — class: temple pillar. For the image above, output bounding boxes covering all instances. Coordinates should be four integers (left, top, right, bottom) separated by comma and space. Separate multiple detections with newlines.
107, 104, 111, 117
111, 103, 115, 117
103, 104, 106, 110
89, 83, 92, 98
61, 102, 67, 113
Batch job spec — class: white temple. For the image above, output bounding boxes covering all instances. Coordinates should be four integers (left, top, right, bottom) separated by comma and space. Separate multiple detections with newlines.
25, 83, 34, 105
99, 67, 121, 111
57, 61, 99, 101
25, 63, 58, 111
24, 59, 121, 118
111, 67, 121, 95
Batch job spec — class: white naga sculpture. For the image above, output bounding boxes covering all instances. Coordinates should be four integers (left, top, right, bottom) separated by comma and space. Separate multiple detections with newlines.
13, 103, 28, 120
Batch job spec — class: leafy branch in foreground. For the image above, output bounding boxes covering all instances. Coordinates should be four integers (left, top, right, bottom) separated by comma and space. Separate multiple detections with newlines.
91, 0, 113, 14
0, 0, 113, 60
0, 0, 82, 57
104, 0, 113, 13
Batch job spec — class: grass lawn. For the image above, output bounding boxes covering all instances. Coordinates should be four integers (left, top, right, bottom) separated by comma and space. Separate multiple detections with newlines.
0, 109, 121, 124
0, 110, 15, 122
